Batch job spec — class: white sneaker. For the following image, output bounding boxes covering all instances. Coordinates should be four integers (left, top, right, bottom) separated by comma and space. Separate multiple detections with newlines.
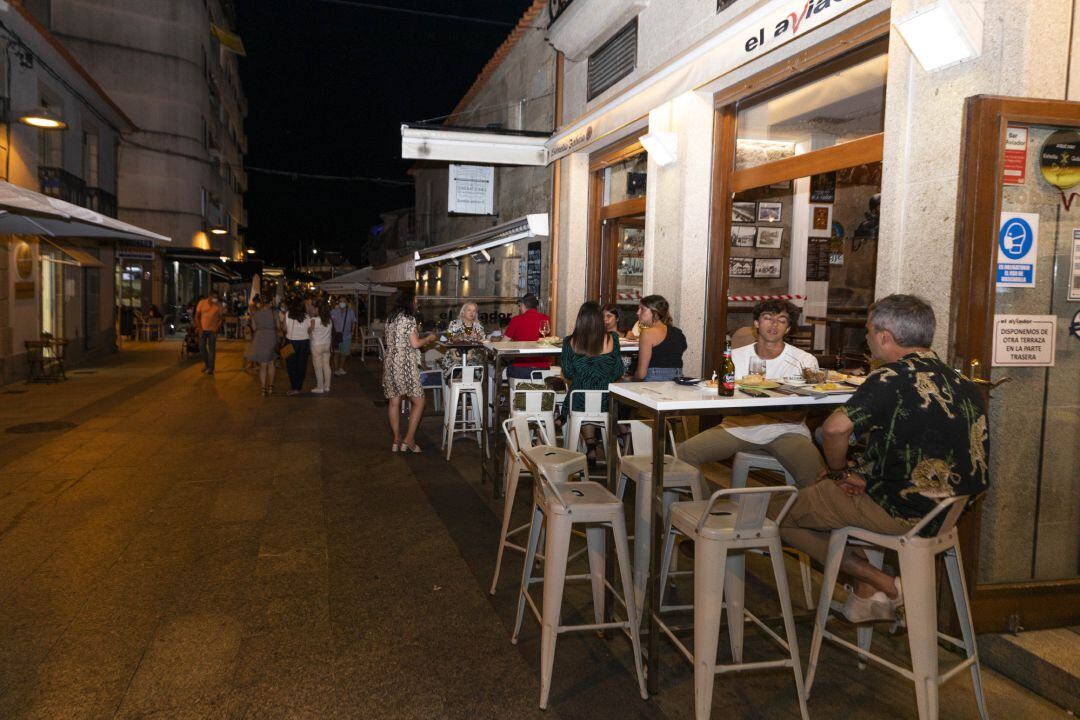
334, 369, 346, 376
831, 585, 896, 623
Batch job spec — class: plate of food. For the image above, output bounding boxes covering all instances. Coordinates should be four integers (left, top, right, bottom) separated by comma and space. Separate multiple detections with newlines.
782, 375, 809, 386
536, 336, 563, 346
844, 375, 867, 386
698, 378, 720, 391
810, 382, 850, 394
737, 375, 780, 390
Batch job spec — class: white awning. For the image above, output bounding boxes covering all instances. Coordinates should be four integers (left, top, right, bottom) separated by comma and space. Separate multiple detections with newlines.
370, 214, 549, 285
546, 0, 876, 161
0, 180, 171, 244
320, 266, 397, 296
401, 124, 549, 166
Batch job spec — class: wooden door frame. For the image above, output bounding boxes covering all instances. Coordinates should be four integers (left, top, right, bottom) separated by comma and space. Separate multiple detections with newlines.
587, 133, 647, 300
702, 16, 890, 374
951, 94, 1080, 632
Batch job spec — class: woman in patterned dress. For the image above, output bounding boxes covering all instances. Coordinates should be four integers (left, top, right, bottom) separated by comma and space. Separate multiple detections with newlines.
440, 301, 487, 378
383, 291, 435, 452
560, 301, 624, 465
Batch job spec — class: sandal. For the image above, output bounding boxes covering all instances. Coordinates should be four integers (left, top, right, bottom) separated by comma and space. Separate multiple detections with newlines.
391, 443, 400, 452
402, 443, 422, 453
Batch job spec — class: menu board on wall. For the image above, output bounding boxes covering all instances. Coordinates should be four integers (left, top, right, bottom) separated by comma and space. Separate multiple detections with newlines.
806, 238, 830, 281
526, 241, 542, 297
447, 164, 495, 215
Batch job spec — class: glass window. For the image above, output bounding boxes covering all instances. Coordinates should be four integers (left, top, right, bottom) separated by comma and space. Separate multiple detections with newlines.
602, 151, 647, 205
734, 53, 887, 171
614, 221, 644, 305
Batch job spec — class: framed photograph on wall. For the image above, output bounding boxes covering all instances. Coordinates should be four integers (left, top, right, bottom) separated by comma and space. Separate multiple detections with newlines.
757, 202, 782, 223
755, 227, 783, 249
809, 203, 833, 237
732, 202, 756, 223
753, 257, 783, 279
731, 226, 756, 247
729, 257, 753, 278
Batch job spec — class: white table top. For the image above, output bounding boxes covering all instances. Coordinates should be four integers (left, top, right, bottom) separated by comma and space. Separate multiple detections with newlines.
609, 381, 852, 412
483, 339, 639, 355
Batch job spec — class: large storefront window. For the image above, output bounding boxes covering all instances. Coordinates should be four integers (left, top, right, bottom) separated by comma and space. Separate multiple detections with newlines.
710, 43, 887, 371
588, 136, 648, 310
39, 248, 64, 338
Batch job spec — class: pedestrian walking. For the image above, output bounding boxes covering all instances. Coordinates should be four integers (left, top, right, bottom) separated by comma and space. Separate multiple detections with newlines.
331, 297, 357, 376
283, 296, 313, 396
193, 291, 224, 375
248, 294, 280, 395
382, 291, 435, 452
311, 301, 334, 394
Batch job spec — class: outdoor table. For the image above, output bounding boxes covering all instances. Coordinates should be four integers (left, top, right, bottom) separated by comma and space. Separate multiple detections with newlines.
480, 338, 639, 498
605, 380, 852, 694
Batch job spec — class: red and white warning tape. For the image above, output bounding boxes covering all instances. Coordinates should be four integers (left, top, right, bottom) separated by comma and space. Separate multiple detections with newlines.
727, 294, 804, 302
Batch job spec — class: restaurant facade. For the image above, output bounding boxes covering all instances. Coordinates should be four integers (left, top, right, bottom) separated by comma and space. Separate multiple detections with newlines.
405, 0, 1080, 633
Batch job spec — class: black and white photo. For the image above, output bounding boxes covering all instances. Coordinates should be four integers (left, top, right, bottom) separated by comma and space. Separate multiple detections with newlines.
756, 201, 782, 223
729, 257, 753, 277
732, 202, 756, 223
755, 226, 783, 249
753, 257, 783, 278
731, 226, 756, 247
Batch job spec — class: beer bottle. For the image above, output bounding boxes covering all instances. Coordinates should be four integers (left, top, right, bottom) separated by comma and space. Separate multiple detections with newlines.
720, 335, 735, 397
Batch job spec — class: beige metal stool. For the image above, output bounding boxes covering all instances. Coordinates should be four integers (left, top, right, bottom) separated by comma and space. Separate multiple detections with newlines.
657, 486, 809, 720
512, 445, 648, 709
805, 496, 989, 720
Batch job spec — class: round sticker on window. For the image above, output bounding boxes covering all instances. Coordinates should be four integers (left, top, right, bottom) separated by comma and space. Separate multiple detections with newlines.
1070, 309, 1080, 342
1040, 129, 1080, 189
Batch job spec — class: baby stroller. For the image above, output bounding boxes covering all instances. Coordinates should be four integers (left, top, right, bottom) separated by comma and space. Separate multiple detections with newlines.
180, 325, 200, 359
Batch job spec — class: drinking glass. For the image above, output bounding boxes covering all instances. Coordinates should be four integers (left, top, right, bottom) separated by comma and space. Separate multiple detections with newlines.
539, 320, 551, 338
749, 356, 766, 376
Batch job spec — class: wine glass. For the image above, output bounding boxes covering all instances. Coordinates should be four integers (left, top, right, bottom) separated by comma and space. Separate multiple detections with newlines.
748, 356, 766, 377
539, 320, 551, 339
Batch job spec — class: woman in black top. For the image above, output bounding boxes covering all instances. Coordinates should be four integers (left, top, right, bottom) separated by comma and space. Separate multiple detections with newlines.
631, 294, 686, 381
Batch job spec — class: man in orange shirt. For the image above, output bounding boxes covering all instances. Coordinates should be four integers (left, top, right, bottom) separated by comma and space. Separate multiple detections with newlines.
193, 291, 225, 375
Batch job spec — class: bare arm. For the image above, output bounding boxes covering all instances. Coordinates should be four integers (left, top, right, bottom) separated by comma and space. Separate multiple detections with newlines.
632, 328, 658, 381
408, 329, 432, 349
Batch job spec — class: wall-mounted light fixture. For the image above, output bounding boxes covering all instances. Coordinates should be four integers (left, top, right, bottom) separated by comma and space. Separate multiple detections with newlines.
210, 226, 228, 235
219, 255, 229, 263
894, 0, 984, 72
639, 130, 678, 167
19, 106, 67, 129
245, 248, 255, 255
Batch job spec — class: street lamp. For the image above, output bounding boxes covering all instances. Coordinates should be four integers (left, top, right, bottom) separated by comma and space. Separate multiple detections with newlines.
18, 106, 67, 129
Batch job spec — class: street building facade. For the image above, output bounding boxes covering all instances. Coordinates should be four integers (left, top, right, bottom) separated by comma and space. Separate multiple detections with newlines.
402, 0, 555, 328
0, 2, 137, 383
37, 0, 248, 315
402, 0, 1080, 633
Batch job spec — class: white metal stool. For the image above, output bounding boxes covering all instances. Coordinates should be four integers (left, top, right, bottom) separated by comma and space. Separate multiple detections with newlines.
731, 451, 817, 610
805, 496, 989, 720
657, 486, 809, 720
563, 389, 610, 474
442, 364, 487, 460
616, 419, 704, 620
513, 445, 648, 709
510, 388, 558, 446
490, 417, 574, 595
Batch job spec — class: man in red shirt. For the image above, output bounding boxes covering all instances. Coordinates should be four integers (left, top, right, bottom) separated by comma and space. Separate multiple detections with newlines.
503, 293, 551, 379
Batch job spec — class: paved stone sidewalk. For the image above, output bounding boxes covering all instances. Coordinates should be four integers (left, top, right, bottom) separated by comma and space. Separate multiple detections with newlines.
0, 341, 1068, 718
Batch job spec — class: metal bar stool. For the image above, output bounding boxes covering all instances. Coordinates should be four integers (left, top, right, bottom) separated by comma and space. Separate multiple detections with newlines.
657, 486, 809, 720
805, 496, 989, 720
512, 444, 647, 709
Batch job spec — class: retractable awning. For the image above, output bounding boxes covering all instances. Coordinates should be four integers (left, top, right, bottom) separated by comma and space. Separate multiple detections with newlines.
0, 180, 171, 244
401, 123, 550, 166
320, 266, 397, 296
39, 238, 104, 268
161, 247, 241, 281
370, 214, 549, 285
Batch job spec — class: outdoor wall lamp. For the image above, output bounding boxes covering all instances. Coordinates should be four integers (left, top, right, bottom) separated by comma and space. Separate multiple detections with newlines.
219, 255, 229, 263
210, 226, 228, 235
245, 248, 255, 255
894, 0, 984, 72
18, 106, 67, 129
639, 130, 678, 167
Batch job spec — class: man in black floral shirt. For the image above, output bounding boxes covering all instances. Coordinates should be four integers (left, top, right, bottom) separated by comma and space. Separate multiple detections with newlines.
780, 295, 989, 623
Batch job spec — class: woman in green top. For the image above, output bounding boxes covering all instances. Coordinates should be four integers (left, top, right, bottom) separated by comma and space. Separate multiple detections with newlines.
561, 301, 624, 464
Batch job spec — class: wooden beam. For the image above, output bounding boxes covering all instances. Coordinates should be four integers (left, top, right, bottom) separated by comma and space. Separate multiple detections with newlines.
730, 134, 884, 193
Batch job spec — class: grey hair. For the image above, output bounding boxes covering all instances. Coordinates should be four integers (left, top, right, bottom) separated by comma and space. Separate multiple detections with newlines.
868, 294, 935, 348
457, 301, 478, 323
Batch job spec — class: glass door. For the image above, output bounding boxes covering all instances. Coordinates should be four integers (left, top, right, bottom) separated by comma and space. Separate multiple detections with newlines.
608, 216, 645, 309
952, 97, 1080, 631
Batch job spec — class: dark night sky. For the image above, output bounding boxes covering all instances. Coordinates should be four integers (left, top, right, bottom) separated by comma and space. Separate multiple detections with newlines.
236, 0, 536, 268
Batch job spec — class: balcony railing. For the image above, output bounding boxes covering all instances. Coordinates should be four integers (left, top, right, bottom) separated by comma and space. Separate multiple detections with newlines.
39, 166, 86, 207
38, 167, 118, 218
85, 187, 118, 218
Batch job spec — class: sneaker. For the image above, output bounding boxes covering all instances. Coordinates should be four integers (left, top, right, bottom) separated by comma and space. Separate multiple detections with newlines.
311, 388, 324, 394
334, 369, 346, 376
832, 585, 895, 623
